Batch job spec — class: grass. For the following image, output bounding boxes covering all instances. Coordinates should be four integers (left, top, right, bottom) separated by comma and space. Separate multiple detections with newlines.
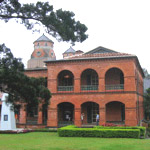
0, 132, 150, 150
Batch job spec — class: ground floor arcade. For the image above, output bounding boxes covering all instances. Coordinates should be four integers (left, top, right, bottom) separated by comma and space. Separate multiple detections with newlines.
47, 93, 144, 127
0, 93, 144, 128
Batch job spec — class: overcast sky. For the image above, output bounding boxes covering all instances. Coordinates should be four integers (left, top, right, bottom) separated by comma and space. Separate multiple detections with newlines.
0, 0, 150, 73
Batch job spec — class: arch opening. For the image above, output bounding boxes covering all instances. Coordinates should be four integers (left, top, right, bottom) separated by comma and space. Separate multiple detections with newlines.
81, 102, 99, 124
81, 69, 98, 91
57, 102, 74, 127
105, 68, 124, 90
26, 104, 38, 125
57, 70, 74, 91
106, 101, 125, 124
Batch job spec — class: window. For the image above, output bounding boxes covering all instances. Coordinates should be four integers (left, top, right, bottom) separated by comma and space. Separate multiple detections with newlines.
37, 51, 41, 56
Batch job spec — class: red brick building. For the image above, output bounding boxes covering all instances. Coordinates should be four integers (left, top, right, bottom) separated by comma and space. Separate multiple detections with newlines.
4, 34, 145, 128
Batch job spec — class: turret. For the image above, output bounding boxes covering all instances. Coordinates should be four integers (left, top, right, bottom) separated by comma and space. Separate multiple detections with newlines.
27, 34, 56, 68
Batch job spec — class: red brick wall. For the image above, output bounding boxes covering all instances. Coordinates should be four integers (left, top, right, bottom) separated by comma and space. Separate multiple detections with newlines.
105, 68, 123, 85
24, 70, 47, 78
46, 57, 144, 127
106, 102, 122, 121
23, 57, 144, 127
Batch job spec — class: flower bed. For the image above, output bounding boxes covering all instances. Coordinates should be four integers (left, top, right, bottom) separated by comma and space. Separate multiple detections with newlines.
0, 129, 33, 134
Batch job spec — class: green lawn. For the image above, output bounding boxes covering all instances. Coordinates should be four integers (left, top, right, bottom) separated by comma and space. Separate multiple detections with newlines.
0, 132, 150, 150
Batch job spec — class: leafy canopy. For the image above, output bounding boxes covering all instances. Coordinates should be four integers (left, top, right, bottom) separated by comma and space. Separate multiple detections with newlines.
0, 0, 88, 106
0, 44, 51, 106
0, 0, 88, 44
144, 88, 150, 119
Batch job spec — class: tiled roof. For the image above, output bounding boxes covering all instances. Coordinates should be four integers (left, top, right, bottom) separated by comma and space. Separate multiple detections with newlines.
34, 34, 54, 43
64, 46, 134, 60
63, 47, 76, 54
85, 46, 117, 54
65, 52, 135, 60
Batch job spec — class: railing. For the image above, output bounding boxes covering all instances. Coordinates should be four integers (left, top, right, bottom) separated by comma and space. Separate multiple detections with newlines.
81, 85, 98, 91
105, 84, 124, 90
57, 86, 74, 91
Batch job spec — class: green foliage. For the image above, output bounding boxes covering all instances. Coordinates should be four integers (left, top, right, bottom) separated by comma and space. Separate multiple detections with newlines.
144, 88, 150, 119
0, 44, 51, 106
143, 68, 150, 78
0, 0, 88, 44
58, 126, 140, 138
94, 126, 146, 137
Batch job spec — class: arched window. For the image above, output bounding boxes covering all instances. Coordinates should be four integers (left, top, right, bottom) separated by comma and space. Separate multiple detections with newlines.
57, 70, 74, 91
105, 68, 124, 90
81, 69, 98, 91
106, 101, 125, 123
57, 102, 74, 127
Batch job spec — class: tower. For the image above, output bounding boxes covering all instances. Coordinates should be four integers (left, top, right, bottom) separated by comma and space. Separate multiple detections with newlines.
27, 34, 56, 69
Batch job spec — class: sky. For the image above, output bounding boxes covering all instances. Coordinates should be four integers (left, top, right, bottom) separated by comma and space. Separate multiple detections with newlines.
0, 0, 150, 73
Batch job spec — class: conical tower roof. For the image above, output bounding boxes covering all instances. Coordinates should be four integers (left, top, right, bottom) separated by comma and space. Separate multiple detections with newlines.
34, 34, 54, 43
63, 47, 76, 54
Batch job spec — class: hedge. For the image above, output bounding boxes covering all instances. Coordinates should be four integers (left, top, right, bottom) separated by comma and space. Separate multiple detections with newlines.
58, 126, 140, 138
94, 126, 146, 137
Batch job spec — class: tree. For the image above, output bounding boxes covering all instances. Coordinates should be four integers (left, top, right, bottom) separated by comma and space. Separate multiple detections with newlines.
143, 68, 150, 79
0, 44, 51, 106
0, 0, 88, 45
0, 0, 88, 106
144, 88, 150, 120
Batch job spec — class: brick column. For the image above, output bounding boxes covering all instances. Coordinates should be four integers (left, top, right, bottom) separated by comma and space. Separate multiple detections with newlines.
38, 104, 43, 124
48, 79, 57, 93
100, 107, 106, 125
47, 107, 57, 127
19, 104, 27, 124
74, 107, 81, 127
125, 107, 137, 126
124, 77, 136, 91
99, 78, 105, 92
74, 78, 80, 93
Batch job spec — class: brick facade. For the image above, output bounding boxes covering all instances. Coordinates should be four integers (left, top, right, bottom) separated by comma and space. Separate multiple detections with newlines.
15, 35, 144, 128
22, 53, 144, 127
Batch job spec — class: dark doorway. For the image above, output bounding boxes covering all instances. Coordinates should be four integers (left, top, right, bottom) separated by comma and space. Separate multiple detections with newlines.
57, 102, 74, 127
81, 102, 99, 124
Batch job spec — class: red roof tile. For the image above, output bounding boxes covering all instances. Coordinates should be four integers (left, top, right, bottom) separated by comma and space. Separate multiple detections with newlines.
65, 52, 135, 60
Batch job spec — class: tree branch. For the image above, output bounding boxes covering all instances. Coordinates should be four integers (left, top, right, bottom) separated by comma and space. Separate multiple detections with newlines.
0, 14, 57, 32
0, 14, 41, 22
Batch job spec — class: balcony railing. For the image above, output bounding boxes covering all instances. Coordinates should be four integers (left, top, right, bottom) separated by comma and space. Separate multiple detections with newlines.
57, 86, 74, 91
105, 84, 124, 90
81, 85, 98, 91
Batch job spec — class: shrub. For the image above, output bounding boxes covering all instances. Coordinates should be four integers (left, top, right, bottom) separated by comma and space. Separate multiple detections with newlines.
101, 123, 118, 126
58, 126, 140, 138
94, 126, 146, 137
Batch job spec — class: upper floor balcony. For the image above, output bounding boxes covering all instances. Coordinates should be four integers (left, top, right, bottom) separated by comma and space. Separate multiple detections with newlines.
56, 68, 124, 93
